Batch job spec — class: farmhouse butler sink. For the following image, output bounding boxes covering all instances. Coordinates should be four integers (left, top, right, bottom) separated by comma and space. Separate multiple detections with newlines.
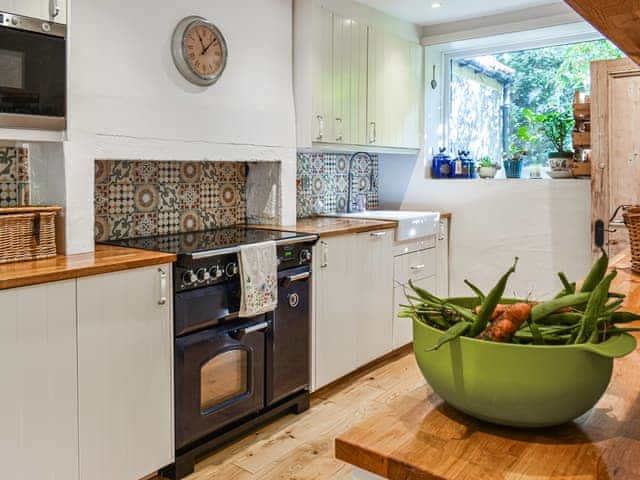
330, 210, 440, 242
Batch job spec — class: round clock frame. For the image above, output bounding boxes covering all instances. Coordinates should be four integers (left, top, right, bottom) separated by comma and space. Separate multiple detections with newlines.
171, 16, 228, 87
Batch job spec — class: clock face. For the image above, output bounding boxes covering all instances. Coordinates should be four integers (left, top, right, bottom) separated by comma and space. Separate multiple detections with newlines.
172, 17, 228, 86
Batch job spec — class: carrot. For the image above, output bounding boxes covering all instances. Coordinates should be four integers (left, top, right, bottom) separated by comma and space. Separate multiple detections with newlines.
477, 303, 532, 343
474, 304, 509, 321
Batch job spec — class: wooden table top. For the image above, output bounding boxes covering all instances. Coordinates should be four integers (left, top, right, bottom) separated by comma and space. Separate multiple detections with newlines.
0, 244, 176, 290
335, 252, 640, 480
250, 213, 451, 239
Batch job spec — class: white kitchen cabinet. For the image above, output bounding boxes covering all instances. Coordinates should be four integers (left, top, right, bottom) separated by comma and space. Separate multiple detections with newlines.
332, 13, 368, 146
310, 3, 334, 144
313, 230, 394, 389
77, 265, 174, 480
314, 234, 359, 389
367, 27, 422, 149
0, 0, 67, 23
436, 218, 450, 298
355, 230, 394, 364
0, 280, 78, 480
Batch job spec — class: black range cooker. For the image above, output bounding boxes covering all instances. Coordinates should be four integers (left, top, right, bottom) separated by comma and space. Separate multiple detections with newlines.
102, 227, 318, 479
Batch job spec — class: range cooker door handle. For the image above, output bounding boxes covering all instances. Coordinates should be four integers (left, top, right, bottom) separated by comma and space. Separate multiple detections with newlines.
285, 272, 311, 284
240, 321, 271, 335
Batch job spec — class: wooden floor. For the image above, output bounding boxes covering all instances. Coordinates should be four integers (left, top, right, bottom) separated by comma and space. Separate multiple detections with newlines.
156, 347, 422, 480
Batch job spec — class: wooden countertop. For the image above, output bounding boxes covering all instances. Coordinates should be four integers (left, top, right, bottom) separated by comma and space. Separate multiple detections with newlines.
0, 245, 176, 290
335, 252, 640, 480
250, 213, 451, 239
251, 217, 397, 238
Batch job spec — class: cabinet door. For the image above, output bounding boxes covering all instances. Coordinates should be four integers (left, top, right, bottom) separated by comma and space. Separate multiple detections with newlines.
311, 4, 334, 143
0, 0, 66, 23
314, 235, 359, 389
0, 280, 78, 480
77, 265, 173, 480
333, 13, 368, 145
368, 28, 421, 149
356, 230, 394, 364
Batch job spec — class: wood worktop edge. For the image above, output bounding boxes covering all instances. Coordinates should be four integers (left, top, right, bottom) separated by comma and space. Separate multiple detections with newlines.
0, 245, 176, 290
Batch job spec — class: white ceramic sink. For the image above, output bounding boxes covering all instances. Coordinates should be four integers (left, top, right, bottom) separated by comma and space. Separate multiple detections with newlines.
330, 210, 441, 242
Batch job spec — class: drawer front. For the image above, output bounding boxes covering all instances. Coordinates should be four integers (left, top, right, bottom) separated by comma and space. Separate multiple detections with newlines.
394, 235, 436, 256
404, 248, 436, 282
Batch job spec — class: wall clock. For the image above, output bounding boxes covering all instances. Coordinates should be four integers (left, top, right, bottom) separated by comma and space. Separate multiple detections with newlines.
171, 16, 228, 86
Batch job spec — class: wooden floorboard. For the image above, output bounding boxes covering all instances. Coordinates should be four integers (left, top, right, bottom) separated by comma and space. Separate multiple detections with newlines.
154, 346, 421, 480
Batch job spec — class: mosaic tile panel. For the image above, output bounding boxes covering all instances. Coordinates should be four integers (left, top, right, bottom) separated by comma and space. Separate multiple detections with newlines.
296, 152, 379, 218
0, 146, 30, 207
95, 160, 248, 241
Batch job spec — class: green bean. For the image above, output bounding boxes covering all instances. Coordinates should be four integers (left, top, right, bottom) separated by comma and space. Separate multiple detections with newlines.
575, 270, 617, 344
425, 321, 471, 352
469, 258, 519, 337
464, 280, 486, 302
603, 299, 624, 315
525, 316, 545, 345
530, 292, 591, 323
558, 272, 575, 294
580, 248, 609, 293
408, 280, 443, 305
442, 302, 477, 323
536, 312, 583, 325
608, 292, 625, 299
610, 311, 640, 324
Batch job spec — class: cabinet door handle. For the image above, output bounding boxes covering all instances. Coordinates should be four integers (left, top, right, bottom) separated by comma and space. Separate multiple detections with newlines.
158, 268, 168, 305
320, 241, 328, 268
51, 0, 61, 18
316, 115, 324, 141
369, 122, 377, 144
438, 221, 446, 241
410, 264, 426, 271
370, 231, 387, 238
335, 117, 343, 142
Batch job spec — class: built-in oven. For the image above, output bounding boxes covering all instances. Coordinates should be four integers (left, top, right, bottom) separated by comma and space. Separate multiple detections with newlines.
0, 12, 66, 130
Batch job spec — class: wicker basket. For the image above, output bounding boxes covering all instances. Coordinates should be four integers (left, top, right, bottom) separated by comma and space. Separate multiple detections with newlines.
623, 207, 640, 273
0, 206, 61, 264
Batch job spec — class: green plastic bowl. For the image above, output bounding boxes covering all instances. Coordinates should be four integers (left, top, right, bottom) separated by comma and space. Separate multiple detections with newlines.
412, 297, 637, 427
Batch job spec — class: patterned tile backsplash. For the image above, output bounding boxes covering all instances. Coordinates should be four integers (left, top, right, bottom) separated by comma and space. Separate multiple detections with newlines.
95, 160, 247, 241
296, 152, 378, 218
0, 146, 30, 207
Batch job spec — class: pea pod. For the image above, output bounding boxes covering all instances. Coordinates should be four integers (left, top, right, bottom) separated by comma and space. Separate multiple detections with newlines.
469, 258, 519, 337
464, 280, 486, 302
425, 321, 472, 352
530, 292, 591, 323
408, 279, 443, 305
580, 248, 608, 293
610, 311, 640, 324
575, 270, 617, 344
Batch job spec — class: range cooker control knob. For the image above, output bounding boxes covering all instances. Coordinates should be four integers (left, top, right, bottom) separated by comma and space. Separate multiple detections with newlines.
300, 249, 312, 263
196, 268, 210, 282
209, 265, 223, 280
182, 270, 197, 285
226, 262, 239, 277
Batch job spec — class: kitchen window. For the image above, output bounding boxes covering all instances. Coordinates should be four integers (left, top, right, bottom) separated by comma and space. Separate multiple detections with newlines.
445, 38, 622, 176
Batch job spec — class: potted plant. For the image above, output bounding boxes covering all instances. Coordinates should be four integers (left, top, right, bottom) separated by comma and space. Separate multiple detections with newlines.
522, 108, 575, 169
503, 148, 527, 179
477, 156, 501, 179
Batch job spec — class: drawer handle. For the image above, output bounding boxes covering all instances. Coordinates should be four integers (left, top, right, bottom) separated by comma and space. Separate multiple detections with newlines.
370, 231, 387, 238
410, 264, 426, 271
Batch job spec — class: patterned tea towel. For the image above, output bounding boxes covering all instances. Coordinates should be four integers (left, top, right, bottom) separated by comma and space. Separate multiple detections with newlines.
238, 240, 278, 317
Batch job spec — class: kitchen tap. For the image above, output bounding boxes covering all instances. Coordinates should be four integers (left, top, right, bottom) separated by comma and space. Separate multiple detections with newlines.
347, 151, 374, 213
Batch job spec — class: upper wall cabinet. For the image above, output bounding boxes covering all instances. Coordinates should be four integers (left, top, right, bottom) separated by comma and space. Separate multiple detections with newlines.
368, 28, 422, 149
0, 0, 67, 24
294, 0, 423, 151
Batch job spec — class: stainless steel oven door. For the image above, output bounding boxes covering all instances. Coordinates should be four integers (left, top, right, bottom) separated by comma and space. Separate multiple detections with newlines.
175, 316, 269, 450
0, 12, 66, 130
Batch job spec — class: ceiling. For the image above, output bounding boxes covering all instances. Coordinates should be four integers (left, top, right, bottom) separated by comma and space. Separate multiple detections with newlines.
353, 0, 563, 26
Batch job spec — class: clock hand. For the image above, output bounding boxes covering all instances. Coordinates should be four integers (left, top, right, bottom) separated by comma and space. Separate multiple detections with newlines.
202, 37, 218, 54
196, 31, 206, 54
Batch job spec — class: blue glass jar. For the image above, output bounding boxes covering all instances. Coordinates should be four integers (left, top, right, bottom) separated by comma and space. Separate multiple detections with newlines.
432, 148, 452, 179
504, 159, 524, 178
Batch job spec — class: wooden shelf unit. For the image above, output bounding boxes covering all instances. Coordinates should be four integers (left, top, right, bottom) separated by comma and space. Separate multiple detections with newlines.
571, 96, 591, 177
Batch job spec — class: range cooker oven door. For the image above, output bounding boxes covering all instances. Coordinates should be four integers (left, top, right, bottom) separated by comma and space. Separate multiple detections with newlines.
266, 265, 311, 406
175, 316, 268, 450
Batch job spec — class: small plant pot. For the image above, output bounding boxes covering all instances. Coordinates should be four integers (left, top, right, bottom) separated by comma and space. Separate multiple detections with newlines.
503, 159, 523, 179
478, 166, 498, 179
548, 152, 573, 170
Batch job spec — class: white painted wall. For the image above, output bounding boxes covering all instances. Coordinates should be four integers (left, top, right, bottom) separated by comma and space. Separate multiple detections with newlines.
63, 0, 297, 254
379, 157, 592, 300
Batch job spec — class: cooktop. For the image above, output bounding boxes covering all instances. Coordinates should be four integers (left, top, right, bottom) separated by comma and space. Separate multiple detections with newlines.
100, 226, 317, 258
